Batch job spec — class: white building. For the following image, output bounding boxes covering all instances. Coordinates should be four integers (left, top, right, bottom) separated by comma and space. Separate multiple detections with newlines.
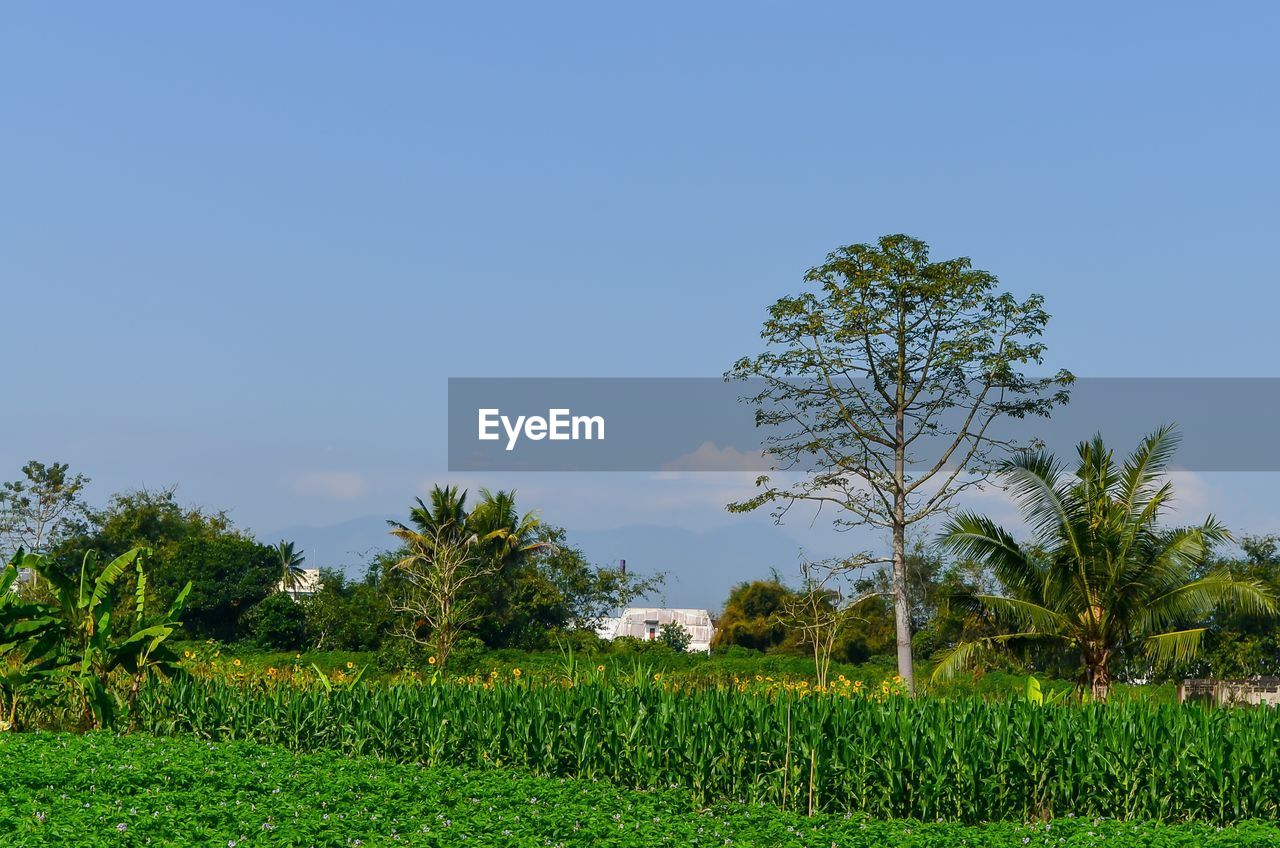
277, 568, 323, 600
596, 607, 715, 653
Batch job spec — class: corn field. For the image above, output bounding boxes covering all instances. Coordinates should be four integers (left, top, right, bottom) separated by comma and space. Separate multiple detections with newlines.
133, 677, 1280, 824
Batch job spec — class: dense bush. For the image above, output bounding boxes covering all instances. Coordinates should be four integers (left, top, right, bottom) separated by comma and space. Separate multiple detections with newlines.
4, 733, 1280, 847
243, 593, 307, 650
134, 676, 1279, 824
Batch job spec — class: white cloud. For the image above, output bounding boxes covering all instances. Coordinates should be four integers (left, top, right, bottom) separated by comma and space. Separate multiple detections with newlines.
288, 471, 368, 500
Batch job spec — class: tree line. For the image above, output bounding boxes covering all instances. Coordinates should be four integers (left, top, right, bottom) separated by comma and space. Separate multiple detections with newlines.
6, 233, 1278, 696
0, 466, 662, 665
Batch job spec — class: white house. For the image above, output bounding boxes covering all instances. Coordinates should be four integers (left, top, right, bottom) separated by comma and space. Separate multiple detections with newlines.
277, 568, 323, 600
596, 607, 715, 653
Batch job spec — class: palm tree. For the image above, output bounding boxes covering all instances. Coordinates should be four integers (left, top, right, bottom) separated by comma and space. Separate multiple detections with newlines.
934, 426, 1275, 700
390, 486, 544, 568
466, 488, 545, 564
385, 486, 546, 665
274, 541, 307, 595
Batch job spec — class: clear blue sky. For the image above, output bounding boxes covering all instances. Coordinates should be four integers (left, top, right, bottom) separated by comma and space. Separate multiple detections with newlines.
4, 4, 1279, 606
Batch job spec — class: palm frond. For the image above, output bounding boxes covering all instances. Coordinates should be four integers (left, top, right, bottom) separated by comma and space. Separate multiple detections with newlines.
1143, 628, 1205, 669
1136, 568, 1277, 635
968, 594, 1069, 634
930, 631, 1060, 682
938, 512, 1044, 601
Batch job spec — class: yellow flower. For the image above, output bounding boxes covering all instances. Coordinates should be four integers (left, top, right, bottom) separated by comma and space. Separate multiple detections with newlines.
596, 665, 605, 672
295, 653, 301, 659
428, 656, 437, 665
233, 658, 241, 667
652, 673, 661, 682
346, 661, 354, 670
490, 669, 499, 679
183, 651, 191, 659
512, 668, 522, 677
214, 651, 220, 658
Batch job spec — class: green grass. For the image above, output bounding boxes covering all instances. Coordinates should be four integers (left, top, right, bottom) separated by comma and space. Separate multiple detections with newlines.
3, 732, 1278, 847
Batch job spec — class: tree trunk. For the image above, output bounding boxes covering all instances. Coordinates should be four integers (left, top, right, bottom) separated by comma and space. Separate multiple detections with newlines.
891, 517, 915, 694
1085, 655, 1111, 702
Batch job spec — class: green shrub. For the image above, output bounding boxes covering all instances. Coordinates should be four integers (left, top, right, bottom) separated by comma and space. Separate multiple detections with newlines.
243, 592, 307, 650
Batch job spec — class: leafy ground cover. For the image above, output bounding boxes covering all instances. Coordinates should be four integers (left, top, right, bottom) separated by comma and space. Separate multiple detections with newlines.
3, 733, 1279, 847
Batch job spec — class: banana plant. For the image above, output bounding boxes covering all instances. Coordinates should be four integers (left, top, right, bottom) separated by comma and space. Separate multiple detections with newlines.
18, 547, 192, 729
0, 551, 64, 730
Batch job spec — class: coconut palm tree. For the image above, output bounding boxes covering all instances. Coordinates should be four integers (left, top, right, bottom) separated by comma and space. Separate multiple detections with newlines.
934, 426, 1276, 700
385, 486, 546, 665
390, 486, 544, 567
274, 541, 307, 595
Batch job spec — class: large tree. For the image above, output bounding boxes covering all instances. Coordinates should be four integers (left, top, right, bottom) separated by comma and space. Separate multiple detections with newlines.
58, 488, 275, 640
151, 534, 278, 640
0, 461, 91, 561
710, 579, 794, 651
935, 427, 1277, 700
730, 234, 1070, 691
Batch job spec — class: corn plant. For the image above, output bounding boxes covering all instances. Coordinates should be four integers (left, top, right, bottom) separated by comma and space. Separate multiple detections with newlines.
132, 674, 1280, 824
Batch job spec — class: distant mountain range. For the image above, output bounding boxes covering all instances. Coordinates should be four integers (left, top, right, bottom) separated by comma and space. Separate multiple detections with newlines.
272, 516, 821, 611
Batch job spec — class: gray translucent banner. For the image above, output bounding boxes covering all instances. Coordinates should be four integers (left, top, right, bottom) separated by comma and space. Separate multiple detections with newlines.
448, 378, 1280, 472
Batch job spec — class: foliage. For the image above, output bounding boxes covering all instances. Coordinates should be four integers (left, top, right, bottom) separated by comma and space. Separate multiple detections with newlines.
148, 534, 277, 641
0, 551, 61, 730
937, 427, 1277, 698
385, 487, 663, 654
272, 540, 306, 593
0, 461, 91, 561
711, 579, 793, 650
530, 524, 666, 634
54, 487, 235, 565
301, 568, 393, 651
393, 486, 547, 650
728, 234, 1072, 690
386, 486, 535, 660
243, 592, 307, 651
0, 548, 190, 730
388, 515, 497, 669
782, 557, 875, 687
52, 487, 268, 642
133, 673, 1279, 824
658, 620, 691, 652
1186, 533, 1280, 679
6, 733, 1280, 847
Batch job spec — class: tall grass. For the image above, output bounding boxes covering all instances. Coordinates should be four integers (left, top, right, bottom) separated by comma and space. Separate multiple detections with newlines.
133, 676, 1280, 823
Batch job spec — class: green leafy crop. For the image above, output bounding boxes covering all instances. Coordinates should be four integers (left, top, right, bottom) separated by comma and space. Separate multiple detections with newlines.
3, 733, 1279, 847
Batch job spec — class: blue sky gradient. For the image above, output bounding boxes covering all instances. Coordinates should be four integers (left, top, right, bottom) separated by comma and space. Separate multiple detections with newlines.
4, 4, 1280, 606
